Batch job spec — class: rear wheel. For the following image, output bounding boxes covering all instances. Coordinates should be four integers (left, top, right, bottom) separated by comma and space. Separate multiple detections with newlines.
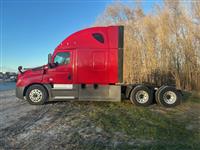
26, 84, 48, 105
156, 86, 182, 107
155, 85, 165, 105
130, 85, 153, 106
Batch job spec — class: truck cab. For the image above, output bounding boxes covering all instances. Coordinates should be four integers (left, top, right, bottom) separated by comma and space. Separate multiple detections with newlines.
16, 26, 124, 104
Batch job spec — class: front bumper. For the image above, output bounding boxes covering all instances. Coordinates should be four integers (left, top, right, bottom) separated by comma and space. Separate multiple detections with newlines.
16, 86, 25, 99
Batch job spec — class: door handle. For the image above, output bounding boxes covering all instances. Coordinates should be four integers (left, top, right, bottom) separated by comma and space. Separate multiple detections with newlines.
68, 74, 72, 80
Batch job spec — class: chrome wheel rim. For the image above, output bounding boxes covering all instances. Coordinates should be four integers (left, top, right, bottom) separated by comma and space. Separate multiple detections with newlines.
29, 89, 43, 102
135, 90, 149, 104
163, 91, 177, 104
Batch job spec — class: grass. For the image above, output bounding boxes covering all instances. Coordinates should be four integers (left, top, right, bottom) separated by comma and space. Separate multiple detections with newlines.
86, 92, 200, 149
47, 92, 199, 149
183, 91, 200, 103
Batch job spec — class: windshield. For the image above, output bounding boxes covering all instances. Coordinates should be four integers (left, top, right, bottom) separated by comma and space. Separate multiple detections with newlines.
54, 52, 70, 65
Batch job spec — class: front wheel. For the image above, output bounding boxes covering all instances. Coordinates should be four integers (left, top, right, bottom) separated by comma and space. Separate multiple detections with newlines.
26, 84, 48, 105
130, 85, 153, 106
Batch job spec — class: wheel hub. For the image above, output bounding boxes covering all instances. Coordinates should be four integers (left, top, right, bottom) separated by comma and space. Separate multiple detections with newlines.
163, 91, 177, 104
29, 89, 43, 102
136, 90, 149, 104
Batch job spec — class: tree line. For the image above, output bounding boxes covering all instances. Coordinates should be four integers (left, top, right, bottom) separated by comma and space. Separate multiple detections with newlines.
95, 0, 200, 91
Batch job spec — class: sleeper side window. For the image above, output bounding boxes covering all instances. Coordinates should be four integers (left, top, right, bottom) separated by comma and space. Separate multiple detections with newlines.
54, 52, 70, 65
92, 33, 104, 43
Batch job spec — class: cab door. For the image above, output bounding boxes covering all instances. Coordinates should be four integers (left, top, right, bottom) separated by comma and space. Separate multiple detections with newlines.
48, 50, 73, 84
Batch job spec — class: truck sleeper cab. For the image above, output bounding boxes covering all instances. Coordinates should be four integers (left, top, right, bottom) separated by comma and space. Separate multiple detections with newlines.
16, 26, 182, 107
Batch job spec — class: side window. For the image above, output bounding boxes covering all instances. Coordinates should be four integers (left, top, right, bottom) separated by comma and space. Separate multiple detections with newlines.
54, 52, 70, 65
92, 33, 104, 43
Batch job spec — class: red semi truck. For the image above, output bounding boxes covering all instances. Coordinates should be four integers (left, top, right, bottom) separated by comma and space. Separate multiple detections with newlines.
16, 26, 182, 107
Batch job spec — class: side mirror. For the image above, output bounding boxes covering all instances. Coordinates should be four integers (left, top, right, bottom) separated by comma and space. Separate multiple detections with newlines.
18, 66, 23, 74
48, 53, 53, 68
48, 53, 52, 64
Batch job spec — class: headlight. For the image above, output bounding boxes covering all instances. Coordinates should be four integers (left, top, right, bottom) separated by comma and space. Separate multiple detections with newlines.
17, 79, 22, 84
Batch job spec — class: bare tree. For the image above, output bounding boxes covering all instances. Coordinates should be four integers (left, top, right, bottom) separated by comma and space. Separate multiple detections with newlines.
95, 0, 200, 91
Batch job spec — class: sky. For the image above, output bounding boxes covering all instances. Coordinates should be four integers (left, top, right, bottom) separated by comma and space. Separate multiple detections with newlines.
0, 0, 160, 72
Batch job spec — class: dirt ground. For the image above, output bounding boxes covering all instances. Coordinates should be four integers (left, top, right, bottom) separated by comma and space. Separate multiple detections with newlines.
0, 90, 103, 149
1, 90, 122, 149
0, 90, 200, 150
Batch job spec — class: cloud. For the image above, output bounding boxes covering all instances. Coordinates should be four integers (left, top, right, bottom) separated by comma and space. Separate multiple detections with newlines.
0, 66, 17, 73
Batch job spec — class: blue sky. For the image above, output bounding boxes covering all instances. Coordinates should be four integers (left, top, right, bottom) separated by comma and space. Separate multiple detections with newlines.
0, 0, 160, 72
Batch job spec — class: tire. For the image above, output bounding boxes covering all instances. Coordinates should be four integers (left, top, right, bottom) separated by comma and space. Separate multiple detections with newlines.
26, 84, 48, 105
156, 86, 182, 107
155, 85, 166, 105
130, 85, 153, 106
